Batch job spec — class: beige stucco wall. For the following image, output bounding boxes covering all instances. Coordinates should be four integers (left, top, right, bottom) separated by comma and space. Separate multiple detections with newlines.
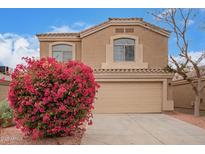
40, 41, 82, 61
167, 78, 173, 101
39, 25, 168, 69
0, 82, 9, 102
81, 25, 168, 69
172, 80, 205, 110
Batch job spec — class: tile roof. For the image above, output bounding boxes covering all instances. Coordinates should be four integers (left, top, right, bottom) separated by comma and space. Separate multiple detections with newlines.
94, 68, 171, 73
36, 32, 80, 37
108, 17, 143, 21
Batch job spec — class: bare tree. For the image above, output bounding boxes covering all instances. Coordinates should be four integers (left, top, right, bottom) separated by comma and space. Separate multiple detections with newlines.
151, 8, 205, 116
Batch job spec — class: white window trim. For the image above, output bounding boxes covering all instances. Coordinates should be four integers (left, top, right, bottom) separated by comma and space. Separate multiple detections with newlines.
101, 34, 148, 69
49, 42, 76, 60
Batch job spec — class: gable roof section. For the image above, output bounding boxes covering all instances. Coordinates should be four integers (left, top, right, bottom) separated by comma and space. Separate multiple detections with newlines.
80, 18, 171, 38
36, 18, 171, 40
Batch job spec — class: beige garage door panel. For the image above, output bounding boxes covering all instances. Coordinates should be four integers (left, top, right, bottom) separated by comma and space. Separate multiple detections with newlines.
94, 82, 162, 113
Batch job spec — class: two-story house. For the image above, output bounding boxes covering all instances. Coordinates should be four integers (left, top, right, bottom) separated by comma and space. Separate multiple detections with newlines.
37, 18, 174, 113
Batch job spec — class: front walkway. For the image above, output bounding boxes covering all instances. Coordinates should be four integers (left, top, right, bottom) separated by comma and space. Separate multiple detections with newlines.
81, 114, 205, 145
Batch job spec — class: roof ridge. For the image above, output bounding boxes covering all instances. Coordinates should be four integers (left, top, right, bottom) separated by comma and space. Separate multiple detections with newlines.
108, 17, 144, 21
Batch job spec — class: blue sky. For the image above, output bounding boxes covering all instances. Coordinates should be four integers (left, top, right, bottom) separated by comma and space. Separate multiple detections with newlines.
0, 8, 205, 68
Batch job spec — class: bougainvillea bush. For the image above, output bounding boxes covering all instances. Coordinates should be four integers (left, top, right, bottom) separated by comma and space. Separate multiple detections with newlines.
8, 57, 99, 140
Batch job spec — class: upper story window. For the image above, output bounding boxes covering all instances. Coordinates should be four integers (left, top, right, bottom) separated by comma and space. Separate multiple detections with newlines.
114, 38, 135, 61
52, 44, 73, 62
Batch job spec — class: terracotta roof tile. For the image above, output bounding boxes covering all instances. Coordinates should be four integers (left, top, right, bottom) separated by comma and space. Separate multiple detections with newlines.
94, 68, 170, 73
36, 33, 80, 37
108, 17, 144, 21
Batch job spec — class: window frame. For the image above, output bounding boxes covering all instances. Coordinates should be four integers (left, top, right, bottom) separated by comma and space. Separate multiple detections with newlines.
49, 42, 76, 61
113, 38, 135, 62
52, 44, 73, 62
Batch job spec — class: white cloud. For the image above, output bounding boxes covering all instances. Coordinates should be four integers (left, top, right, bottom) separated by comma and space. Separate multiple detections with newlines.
0, 21, 92, 68
73, 22, 87, 27
50, 25, 78, 33
189, 51, 205, 64
155, 9, 195, 27
155, 9, 173, 21
0, 33, 39, 69
170, 51, 205, 66
49, 22, 93, 33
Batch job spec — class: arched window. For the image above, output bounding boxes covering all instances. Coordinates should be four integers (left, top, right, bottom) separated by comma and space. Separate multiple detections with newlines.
114, 38, 135, 61
52, 44, 73, 62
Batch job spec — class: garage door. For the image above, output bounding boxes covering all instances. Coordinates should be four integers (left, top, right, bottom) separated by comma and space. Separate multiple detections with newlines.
94, 82, 162, 113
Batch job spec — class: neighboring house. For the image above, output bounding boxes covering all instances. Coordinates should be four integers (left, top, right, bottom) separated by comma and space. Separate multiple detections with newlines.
0, 73, 11, 102
0, 66, 13, 75
172, 66, 205, 110
37, 18, 174, 113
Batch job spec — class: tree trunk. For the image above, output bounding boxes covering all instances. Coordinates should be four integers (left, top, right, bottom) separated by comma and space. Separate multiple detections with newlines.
194, 79, 202, 117
194, 95, 200, 116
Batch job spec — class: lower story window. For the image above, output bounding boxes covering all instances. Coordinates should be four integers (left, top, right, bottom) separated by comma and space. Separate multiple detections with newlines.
52, 44, 73, 62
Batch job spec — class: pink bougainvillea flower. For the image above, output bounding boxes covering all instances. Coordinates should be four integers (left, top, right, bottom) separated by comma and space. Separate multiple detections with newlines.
0, 77, 5, 83
25, 101, 32, 106
32, 129, 43, 140
59, 105, 66, 111
31, 116, 36, 122
39, 107, 45, 113
18, 106, 23, 113
88, 120, 93, 125
42, 114, 50, 123
57, 86, 67, 98
8, 57, 100, 139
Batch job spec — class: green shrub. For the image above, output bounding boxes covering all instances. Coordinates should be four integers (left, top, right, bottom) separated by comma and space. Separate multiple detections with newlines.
0, 99, 14, 128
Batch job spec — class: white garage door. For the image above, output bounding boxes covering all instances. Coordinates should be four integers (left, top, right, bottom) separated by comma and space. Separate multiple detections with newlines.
94, 82, 162, 113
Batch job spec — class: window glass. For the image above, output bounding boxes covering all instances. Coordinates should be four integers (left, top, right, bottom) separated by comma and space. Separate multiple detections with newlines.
114, 38, 135, 61
53, 51, 63, 62
125, 46, 134, 61
63, 51, 72, 61
114, 46, 124, 61
52, 44, 73, 62
114, 38, 135, 45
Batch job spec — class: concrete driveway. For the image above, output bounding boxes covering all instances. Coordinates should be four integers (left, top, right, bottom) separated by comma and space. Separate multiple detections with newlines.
81, 114, 205, 145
